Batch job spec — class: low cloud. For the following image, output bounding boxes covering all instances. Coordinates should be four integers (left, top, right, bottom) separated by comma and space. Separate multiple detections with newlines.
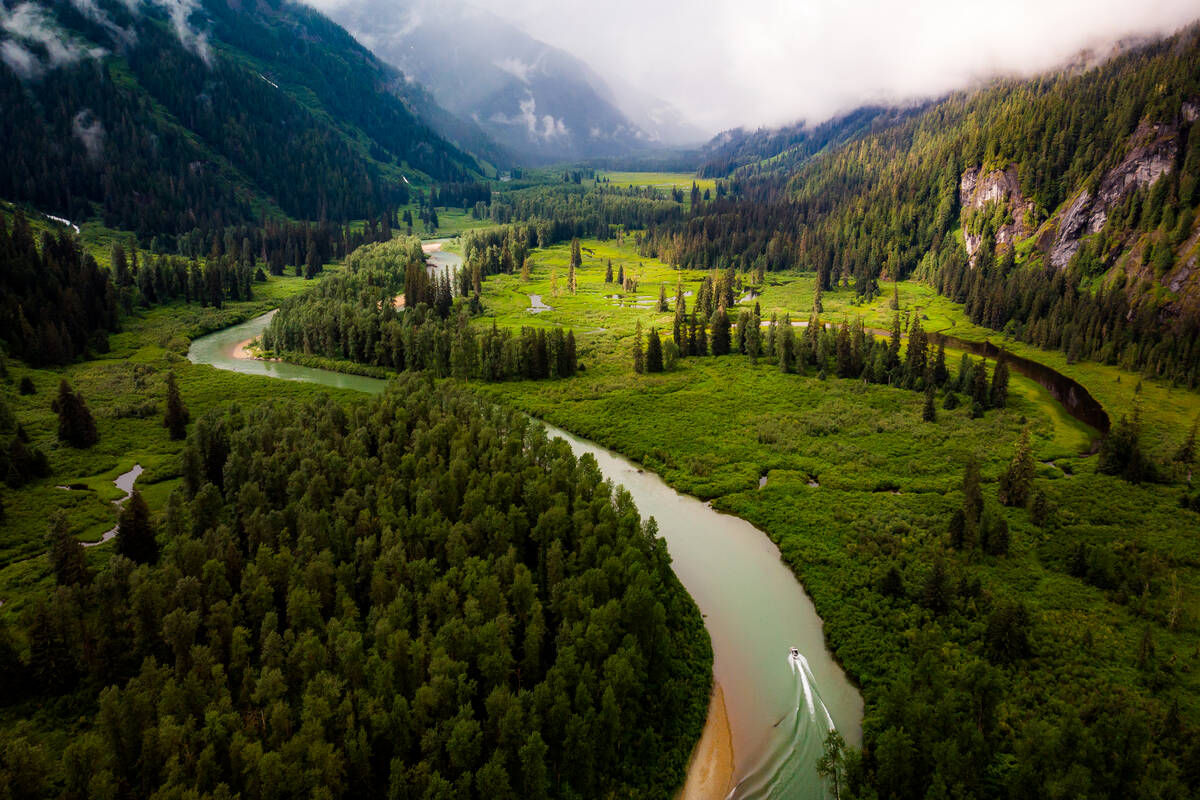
0, 0, 212, 80
72, 108, 105, 161
68, 0, 136, 46
147, 0, 211, 65
493, 55, 539, 84
0, 1, 107, 76
0, 37, 36, 77
492, 92, 569, 141
458, 0, 1200, 134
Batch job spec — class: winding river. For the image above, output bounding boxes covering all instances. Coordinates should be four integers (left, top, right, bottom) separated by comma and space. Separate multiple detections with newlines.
190, 309, 864, 798
772, 320, 1109, 435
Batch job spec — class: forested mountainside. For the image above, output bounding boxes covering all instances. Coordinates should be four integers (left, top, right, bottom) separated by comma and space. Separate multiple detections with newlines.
0, 0, 481, 236
696, 105, 927, 179
638, 26, 1200, 385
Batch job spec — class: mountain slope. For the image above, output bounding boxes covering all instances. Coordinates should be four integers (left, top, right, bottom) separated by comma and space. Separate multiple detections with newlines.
640, 24, 1200, 384
696, 104, 928, 178
0, 0, 481, 235
319, 0, 675, 164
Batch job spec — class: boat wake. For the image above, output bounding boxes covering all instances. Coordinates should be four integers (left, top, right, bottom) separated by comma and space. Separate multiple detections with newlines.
726, 651, 836, 800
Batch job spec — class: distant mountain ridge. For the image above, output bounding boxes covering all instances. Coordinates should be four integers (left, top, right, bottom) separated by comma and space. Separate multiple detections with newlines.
696, 105, 930, 179
319, 0, 701, 164
0, 0, 482, 235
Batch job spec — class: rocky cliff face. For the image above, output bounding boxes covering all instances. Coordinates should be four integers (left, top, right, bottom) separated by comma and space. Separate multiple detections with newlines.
1047, 119, 1179, 269
959, 165, 1035, 263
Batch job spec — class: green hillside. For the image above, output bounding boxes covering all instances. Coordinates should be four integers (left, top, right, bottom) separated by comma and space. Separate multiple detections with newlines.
0, 0, 483, 236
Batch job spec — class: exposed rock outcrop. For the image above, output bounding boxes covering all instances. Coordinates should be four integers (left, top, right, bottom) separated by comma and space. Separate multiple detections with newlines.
958, 164, 1034, 263
1047, 120, 1179, 268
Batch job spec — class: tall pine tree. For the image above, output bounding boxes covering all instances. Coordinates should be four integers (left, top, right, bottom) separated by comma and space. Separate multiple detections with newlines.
116, 490, 158, 565
164, 372, 190, 441
53, 381, 98, 448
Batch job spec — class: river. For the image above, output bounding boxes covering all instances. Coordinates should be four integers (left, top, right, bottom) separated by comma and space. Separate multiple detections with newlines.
190, 311, 864, 799
771, 320, 1109, 435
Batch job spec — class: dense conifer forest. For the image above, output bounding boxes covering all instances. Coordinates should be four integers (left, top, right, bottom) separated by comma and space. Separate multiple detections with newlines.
0, 379, 710, 798
0, 0, 479, 235
0, 211, 118, 365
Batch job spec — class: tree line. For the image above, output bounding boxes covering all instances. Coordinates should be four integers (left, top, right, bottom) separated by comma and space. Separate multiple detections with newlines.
261, 238, 578, 382
0, 211, 118, 366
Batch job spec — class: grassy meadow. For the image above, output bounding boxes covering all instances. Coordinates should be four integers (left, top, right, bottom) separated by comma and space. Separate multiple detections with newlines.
598, 171, 718, 195
465, 234, 1200, 735
2, 214, 1198, 784
0, 263, 359, 613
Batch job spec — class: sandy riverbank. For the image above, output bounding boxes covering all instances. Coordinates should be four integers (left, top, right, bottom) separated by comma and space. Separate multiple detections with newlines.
421, 241, 442, 253
232, 337, 259, 360
233, 337, 281, 361
678, 683, 735, 800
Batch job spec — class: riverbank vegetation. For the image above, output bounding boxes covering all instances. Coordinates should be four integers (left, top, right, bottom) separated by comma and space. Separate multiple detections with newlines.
260, 238, 579, 382
462, 232, 1200, 798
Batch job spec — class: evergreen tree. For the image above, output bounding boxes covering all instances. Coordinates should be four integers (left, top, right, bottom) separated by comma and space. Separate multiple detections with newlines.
696, 313, 708, 356
112, 244, 131, 287
646, 328, 664, 373
632, 320, 645, 374
923, 385, 937, 422
972, 358, 990, 408
116, 490, 158, 565
991, 359, 1010, 408
932, 341, 949, 386
887, 312, 902, 369
922, 556, 951, 614
710, 309, 732, 356
1099, 410, 1154, 483
957, 353, 974, 394
605, 259, 613, 283
673, 289, 688, 353
778, 324, 795, 373
963, 457, 984, 536
617, 263, 625, 287
905, 317, 927, 386
658, 284, 668, 312
746, 310, 762, 364
304, 247, 320, 279
53, 381, 98, 448
569, 238, 580, 294
47, 513, 89, 586
163, 372, 190, 441
983, 513, 1010, 556
999, 427, 1035, 507
986, 602, 1031, 664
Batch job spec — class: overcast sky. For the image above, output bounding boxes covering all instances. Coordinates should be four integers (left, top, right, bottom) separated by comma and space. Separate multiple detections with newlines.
437, 0, 1198, 134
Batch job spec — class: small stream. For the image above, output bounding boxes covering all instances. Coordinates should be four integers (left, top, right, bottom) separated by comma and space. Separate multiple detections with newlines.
757, 320, 1109, 434
83, 464, 144, 547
